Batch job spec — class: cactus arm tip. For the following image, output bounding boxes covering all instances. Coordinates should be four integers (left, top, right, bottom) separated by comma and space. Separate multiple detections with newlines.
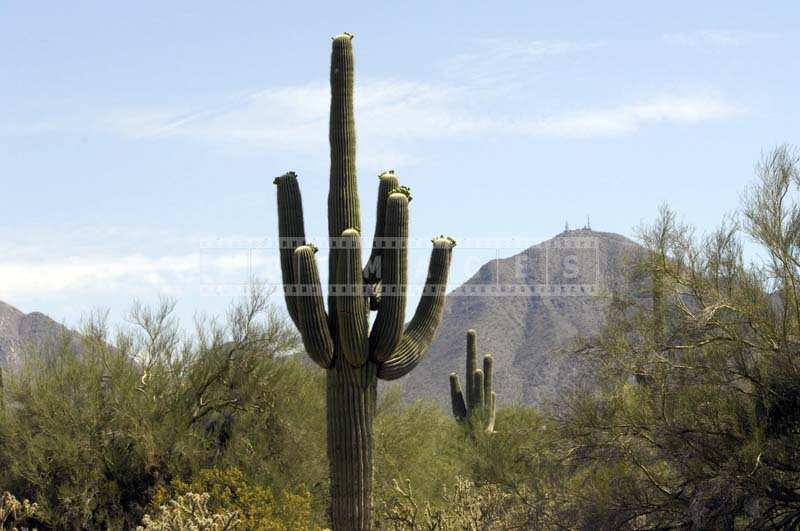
432, 235, 457, 248
389, 185, 413, 202
274, 171, 298, 185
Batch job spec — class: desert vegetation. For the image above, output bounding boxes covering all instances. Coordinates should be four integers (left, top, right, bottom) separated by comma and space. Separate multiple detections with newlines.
2, 33, 799, 531
3, 146, 800, 529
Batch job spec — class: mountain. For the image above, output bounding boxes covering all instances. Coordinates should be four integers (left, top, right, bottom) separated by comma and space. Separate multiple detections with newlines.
0, 301, 70, 364
400, 229, 643, 408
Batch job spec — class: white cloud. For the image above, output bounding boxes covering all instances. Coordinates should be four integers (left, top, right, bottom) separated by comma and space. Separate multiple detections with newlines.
1, 36, 743, 159
444, 38, 604, 86
0, 252, 280, 299
101, 85, 742, 150
522, 94, 743, 137
662, 30, 761, 48
0, 226, 286, 301
95, 38, 616, 155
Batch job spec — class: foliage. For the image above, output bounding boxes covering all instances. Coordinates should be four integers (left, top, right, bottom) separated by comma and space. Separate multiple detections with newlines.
563, 146, 800, 528
0, 289, 317, 529
374, 387, 467, 506
148, 468, 318, 531
0, 492, 38, 531
137, 492, 239, 531
3, 147, 800, 529
380, 476, 516, 530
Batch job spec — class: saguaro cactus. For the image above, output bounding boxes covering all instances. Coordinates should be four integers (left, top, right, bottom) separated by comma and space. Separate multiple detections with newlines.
274, 33, 456, 530
449, 330, 496, 433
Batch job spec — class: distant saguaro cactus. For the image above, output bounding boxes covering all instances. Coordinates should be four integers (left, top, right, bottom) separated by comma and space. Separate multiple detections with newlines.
449, 330, 496, 434
274, 34, 456, 530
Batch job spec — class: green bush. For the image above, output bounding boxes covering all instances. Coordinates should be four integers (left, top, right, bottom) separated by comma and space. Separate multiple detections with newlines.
146, 468, 318, 530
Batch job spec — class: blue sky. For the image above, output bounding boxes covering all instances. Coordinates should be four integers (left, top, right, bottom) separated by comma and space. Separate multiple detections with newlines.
1, 1, 798, 326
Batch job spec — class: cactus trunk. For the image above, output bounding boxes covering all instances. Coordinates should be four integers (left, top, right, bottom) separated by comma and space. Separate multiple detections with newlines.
327, 362, 377, 529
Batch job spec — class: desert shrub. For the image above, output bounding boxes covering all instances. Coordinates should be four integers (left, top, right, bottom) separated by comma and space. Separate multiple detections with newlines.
137, 492, 239, 530
380, 476, 525, 530
0, 491, 38, 531
0, 289, 310, 529
558, 147, 800, 528
467, 406, 571, 528
147, 467, 318, 530
374, 386, 467, 506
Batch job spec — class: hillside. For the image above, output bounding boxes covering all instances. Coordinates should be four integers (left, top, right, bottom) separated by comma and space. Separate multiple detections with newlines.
0, 301, 70, 364
400, 228, 642, 408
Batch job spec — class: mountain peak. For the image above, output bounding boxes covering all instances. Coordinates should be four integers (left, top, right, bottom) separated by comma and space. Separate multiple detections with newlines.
401, 229, 642, 408
0, 301, 68, 364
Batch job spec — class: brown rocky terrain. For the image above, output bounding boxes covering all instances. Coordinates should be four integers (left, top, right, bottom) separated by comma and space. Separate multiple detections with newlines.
399, 228, 643, 408
0, 300, 70, 364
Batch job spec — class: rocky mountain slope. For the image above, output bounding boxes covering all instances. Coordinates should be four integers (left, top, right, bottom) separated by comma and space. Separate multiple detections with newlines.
0, 301, 70, 364
400, 228, 643, 408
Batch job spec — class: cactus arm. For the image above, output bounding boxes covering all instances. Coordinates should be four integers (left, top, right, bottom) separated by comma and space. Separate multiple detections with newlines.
473, 369, 485, 412
335, 228, 369, 366
328, 33, 360, 240
486, 392, 496, 433
274, 172, 306, 327
465, 329, 478, 410
377, 236, 456, 381
364, 171, 400, 286
369, 191, 409, 362
483, 354, 494, 407
294, 245, 334, 368
449, 373, 467, 421
327, 33, 360, 345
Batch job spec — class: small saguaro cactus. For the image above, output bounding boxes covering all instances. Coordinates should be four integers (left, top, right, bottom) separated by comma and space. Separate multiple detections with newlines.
449, 329, 496, 433
274, 34, 456, 530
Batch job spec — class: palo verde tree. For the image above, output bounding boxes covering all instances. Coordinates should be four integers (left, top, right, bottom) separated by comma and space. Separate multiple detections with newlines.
449, 330, 496, 434
273, 34, 456, 529
565, 146, 800, 529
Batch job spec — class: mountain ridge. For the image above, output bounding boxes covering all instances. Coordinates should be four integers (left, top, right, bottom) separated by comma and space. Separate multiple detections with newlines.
0, 300, 70, 364
400, 228, 642, 408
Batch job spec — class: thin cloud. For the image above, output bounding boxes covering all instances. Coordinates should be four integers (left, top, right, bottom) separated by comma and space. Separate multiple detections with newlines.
662, 30, 763, 48
101, 85, 743, 148
444, 38, 605, 87
523, 94, 744, 137
0, 252, 278, 298
8, 36, 743, 159
0, 227, 282, 300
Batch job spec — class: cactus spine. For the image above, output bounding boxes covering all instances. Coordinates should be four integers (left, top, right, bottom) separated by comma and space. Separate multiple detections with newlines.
449, 330, 496, 433
274, 34, 456, 530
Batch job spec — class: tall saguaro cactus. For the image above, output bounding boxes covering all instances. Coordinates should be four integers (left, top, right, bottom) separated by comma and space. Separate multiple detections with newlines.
274, 34, 456, 530
449, 330, 496, 434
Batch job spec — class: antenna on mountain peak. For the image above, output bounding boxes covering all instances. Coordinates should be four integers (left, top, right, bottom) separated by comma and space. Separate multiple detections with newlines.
564, 221, 570, 232
585, 215, 591, 230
